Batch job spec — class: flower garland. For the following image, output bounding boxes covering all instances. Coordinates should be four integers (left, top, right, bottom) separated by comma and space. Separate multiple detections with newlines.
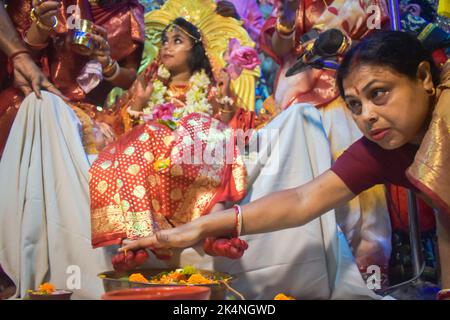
142, 65, 213, 120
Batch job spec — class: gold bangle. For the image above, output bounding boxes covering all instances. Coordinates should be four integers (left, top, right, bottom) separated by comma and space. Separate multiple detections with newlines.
276, 17, 296, 36
103, 58, 117, 76
216, 95, 234, 106
23, 33, 48, 50
30, 8, 58, 32
104, 61, 120, 81
219, 107, 235, 114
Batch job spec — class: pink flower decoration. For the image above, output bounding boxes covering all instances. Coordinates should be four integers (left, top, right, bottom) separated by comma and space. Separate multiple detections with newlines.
152, 102, 175, 121
224, 38, 260, 80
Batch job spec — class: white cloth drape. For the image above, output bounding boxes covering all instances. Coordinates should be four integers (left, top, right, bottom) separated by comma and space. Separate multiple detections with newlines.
0, 92, 112, 299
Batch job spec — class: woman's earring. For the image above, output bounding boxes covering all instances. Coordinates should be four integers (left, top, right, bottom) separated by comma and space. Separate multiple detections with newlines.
426, 87, 436, 96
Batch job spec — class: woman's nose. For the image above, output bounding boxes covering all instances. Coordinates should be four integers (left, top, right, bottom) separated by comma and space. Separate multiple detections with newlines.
361, 104, 378, 124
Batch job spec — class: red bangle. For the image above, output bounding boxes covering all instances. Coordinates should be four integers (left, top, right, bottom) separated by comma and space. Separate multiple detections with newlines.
9, 50, 30, 61
437, 289, 450, 300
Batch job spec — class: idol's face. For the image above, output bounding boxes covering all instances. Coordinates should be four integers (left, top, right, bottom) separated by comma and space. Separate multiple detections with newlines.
342, 63, 434, 149
160, 27, 193, 74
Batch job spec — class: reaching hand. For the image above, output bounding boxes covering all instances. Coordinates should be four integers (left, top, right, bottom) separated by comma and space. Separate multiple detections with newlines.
12, 53, 64, 99
119, 221, 204, 252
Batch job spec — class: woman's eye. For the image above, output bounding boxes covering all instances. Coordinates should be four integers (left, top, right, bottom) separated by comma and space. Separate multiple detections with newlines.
347, 100, 362, 114
371, 89, 389, 104
175, 38, 182, 44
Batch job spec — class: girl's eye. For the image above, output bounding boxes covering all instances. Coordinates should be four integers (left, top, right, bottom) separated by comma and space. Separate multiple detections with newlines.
175, 38, 182, 44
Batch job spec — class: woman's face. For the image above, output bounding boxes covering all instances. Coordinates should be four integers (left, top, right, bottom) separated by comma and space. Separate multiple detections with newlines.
342, 63, 434, 150
160, 27, 193, 73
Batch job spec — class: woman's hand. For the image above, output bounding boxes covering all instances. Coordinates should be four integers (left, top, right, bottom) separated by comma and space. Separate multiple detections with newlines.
31, 0, 60, 31
12, 53, 64, 99
96, 121, 116, 144
119, 221, 204, 252
216, 1, 241, 19
130, 78, 153, 111
93, 121, 116, 151
217, 68, 231, 98
278, 0, 300, 26
88, 25, 112, 67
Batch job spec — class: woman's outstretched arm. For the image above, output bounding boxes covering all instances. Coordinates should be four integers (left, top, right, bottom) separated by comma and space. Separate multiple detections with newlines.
120, 170, 356, 251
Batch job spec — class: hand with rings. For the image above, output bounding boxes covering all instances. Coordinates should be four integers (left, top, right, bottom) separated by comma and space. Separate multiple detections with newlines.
31, 0, 60, 32
86, 25, 112, 67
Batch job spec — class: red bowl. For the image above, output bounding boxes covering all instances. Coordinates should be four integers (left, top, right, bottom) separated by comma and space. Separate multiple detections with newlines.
101, 286, 211, 300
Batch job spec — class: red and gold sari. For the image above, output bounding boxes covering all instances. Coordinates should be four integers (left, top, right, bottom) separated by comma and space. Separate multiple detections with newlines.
90, 67, 247, 248
0, 0, 145, 157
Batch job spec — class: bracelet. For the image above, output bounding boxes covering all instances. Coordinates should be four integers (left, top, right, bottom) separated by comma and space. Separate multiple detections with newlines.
276, 17, 296, 36
8, 50, 30, 61
278, 29, 296, 40
126, 105, 143, 118
233, 204, 243, 237
219, 107, 235, 114
437, 289, 450, 300
30, 8, 59, 32
102, 57, 116, 75
23, 33, 48, 50
103, 61, 120, 81
216, 95, 234, 106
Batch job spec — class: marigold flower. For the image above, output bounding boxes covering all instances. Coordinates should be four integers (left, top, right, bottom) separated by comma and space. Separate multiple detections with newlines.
186, 274, 216, 285
274, 293, 295, 300
38, 283, 55, 295
128, 273, 149, 283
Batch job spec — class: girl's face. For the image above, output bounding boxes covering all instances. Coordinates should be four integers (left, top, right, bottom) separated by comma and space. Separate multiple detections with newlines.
160, 27, 193, 74
342, 63, 434, 150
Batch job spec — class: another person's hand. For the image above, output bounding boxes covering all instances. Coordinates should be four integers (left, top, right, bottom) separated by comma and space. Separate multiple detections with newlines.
88, 25, 112, 67
278, 0, 300, 26
96, 121, 116, 143
12, 52, 64, 99
119, 221, 204, 252
215, 1, 241, 20
31, 0, 60, 31
93, 121, 116, 151
217, 68, 231, 97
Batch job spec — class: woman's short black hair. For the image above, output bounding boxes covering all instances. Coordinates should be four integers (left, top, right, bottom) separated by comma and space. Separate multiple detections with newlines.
336, 31, 440, 97
162, 17, 215, 82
